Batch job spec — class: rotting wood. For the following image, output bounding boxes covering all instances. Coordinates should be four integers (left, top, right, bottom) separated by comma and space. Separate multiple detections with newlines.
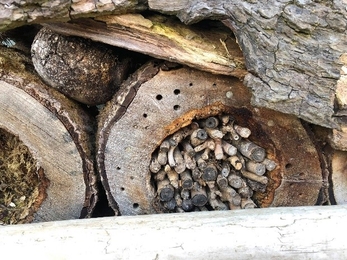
1, 206, 346, 259
149, 0, 347, 129
31, 27, 136, 106
0, 47, 97, 223
0, 0, 147, 32
97, 61, 322, 216
45, 13, 246, 77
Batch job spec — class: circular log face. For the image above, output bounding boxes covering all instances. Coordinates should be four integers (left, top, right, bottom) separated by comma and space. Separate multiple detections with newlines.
0, 83, 85, 222
31, 27, 132, 106
0, 47, 97, 222
99, 63, 323, 215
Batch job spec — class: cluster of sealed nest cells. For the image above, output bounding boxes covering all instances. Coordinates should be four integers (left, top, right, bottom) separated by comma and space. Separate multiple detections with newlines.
150, 114, 277, 212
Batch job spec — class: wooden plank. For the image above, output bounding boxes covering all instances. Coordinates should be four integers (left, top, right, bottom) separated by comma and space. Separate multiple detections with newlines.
45, 13, 246, 77
1, 206, 346, 259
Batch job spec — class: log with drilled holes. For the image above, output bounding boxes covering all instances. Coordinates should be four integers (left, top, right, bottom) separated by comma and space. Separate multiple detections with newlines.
97, 61, 322, 216
0, 47, 97, 224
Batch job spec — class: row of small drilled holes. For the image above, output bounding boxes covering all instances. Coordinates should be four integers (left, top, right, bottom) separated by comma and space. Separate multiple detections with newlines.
119, 85, 187, 209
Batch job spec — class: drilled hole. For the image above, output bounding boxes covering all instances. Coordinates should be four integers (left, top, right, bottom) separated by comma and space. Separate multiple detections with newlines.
212, 83, 217, 87
143, 113, 148, 118
133, 203, 139, 209
285, 163, 292, 169
174, 89, 180, 95
130, 176, 134, 180
120, 187, 125, 191
173, 105, 181, 111
189, 82, 193, 87
156, 94, 163, 100
116, 166, 121, 170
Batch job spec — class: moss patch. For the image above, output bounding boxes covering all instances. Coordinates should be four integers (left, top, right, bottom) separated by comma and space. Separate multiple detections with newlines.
0, 128, 48, 224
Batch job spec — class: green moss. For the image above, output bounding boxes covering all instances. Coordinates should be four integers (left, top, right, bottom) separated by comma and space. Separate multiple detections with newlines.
0, 128, 43, 224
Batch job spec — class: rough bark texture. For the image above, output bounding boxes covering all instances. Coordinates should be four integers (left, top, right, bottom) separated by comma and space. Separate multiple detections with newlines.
97, 61, 322, 216
1, 1, 346, 130
31, 27, 134, 105
150, 0, 347, 129
0, 47, 97, 222
0, 0, 146, 31
45, 13, 246, 78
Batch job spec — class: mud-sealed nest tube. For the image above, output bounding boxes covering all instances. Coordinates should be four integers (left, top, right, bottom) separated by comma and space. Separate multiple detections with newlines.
150, 113, 277, 212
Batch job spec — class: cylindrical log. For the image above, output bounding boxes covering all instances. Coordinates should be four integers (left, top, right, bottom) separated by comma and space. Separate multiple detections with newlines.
0, 47, 97, 223
97, 61, 322, 215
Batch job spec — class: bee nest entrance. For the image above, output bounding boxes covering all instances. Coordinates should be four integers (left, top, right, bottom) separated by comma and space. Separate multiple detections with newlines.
98, 62, 323, 216
150, 114, 276, 212
0, 128, 48, 224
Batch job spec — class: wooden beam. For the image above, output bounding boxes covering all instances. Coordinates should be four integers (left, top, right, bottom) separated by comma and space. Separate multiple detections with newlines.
1, 206, 346, 259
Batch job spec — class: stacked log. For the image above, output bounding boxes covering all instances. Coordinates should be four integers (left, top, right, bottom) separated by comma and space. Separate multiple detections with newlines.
0, 46, 97, 223
97, 61, 322, 216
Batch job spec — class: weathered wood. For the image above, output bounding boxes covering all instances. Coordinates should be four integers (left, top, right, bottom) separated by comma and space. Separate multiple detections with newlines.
0, 0, 146, 32
0, 47, 97, 222
1, 206, 347, 259
97, 61, 322, 216
149, 0, 347, 129
331, 150, 347, 205
45, 13, 246, 77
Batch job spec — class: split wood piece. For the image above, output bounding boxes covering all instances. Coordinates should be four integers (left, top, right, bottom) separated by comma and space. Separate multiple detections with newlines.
97, 61, 322, 215
150, 0, 347, 130
1, 206, 347, 259
0, 0, 147, 32
0, 47, 97, 223
45, 13, 246, 77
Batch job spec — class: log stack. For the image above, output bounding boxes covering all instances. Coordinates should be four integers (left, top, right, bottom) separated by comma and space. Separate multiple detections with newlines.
0, 46, 97, 223
0, 0, 346, 224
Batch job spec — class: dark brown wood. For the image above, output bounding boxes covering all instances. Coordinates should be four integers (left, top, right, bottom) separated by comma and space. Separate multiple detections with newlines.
0, 47, 97, 223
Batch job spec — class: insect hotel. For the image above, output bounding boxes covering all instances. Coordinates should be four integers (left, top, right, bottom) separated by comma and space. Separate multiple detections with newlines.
0, 0, 347, 258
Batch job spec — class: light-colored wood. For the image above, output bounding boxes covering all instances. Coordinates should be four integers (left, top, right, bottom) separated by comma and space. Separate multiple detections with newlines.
45, 13, 246, 77
331, 150, 347, 204
1, 206, 346, 259
0, 47, 97, 222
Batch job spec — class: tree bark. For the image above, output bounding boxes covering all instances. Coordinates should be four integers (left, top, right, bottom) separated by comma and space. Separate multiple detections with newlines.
97, 61, 322, 216
45, 13, 246, 78
1, 206, 346, 259
0, 0, 146, 31
149, 0, 347, 130
0, 47, 97, 222
2, 1, 346, 130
